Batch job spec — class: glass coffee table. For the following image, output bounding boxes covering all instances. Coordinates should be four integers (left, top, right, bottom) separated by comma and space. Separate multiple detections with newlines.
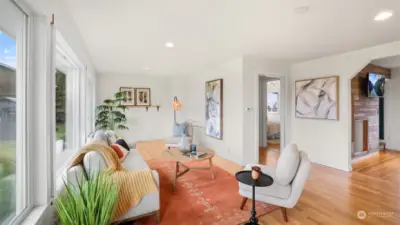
162, 147, 215, 191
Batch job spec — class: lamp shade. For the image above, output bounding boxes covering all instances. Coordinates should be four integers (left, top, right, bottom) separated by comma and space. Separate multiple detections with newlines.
172, 96, 182, 111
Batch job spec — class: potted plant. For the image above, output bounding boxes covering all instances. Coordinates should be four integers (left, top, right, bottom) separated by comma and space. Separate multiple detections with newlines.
55, 172, 119, 225
95, 91, 129, 131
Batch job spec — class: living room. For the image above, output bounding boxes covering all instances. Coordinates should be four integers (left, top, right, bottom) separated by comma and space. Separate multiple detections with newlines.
1, 0, 400, 225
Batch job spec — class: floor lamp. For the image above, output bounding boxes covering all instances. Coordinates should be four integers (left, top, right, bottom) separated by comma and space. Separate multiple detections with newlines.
172, 96, 182, 123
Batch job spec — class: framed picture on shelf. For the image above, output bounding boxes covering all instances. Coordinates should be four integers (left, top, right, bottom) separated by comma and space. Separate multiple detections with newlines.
119, 87, 135, 106
135, 88, 151, 106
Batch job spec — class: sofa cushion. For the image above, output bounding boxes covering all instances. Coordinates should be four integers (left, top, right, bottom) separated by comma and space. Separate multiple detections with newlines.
115, 139, 130, 151
111, 144, 125, 158
83, 151, 108, 178
89, 130, 109, 146
113, 170, 160, 222
239, 164, 291, 199
66, 165, 87, 191
121, 149, 149, 171
276, 144, 300, 186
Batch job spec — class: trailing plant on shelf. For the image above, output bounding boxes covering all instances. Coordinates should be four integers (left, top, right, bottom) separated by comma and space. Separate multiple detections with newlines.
95, 91, 129, 131
55, 172, 119, 225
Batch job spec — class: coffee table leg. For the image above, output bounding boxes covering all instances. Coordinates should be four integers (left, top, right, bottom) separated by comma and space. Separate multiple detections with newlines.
173, 161, 178, 191
209, 158, 215, 180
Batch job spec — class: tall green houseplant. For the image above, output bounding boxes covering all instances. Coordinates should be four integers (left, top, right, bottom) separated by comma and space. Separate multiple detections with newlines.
95, 91, 129, 131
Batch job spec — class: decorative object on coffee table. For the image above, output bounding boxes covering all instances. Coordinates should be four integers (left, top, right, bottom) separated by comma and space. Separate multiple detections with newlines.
236, 166, 273, 225
162, 147, 215, 191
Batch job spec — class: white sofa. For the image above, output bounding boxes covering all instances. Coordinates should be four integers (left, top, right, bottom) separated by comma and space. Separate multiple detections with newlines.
65, 148, 160, 223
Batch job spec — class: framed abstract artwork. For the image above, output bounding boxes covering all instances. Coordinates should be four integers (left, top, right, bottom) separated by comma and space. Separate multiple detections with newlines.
295, 76, 339, 120
205, 79, 223, 139
119, 87, 135, 106
135, 88, 151, 106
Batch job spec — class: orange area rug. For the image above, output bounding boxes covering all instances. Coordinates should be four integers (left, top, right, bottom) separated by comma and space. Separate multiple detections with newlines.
133, 159, 278, 225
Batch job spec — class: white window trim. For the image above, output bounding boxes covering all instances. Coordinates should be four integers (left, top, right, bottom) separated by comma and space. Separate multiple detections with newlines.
1, 0, 34, 224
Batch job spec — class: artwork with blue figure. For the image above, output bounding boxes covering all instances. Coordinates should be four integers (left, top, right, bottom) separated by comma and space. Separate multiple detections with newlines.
205, 79, 223, 139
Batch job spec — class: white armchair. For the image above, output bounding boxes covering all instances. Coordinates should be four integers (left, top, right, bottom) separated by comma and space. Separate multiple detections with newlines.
238, 144, 311, 222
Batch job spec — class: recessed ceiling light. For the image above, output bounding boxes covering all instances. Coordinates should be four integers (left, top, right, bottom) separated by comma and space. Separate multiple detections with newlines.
294, 6, 309, 14
374, 10, 393, 21
142, 67, 150, 70
165, 42, 175, 48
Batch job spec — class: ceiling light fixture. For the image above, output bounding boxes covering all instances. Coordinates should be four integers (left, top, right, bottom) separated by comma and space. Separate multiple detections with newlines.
374, 10, 393, 21
142, 67, 150, 70
294, 6, 309, 14
165, 42, 175, 48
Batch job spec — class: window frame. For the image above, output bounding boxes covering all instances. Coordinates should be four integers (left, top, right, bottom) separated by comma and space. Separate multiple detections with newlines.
1, 0, 33, 224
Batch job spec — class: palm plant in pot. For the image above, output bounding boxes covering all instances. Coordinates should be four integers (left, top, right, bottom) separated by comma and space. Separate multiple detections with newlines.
55, 172, 119, 225
95, 91, 129, 131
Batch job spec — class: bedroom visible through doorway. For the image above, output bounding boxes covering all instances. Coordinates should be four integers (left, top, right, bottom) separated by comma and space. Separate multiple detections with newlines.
259, 76, 283, 164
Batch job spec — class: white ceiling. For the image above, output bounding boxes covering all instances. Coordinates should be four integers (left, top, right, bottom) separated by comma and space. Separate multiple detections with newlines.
64, 0, 400, 76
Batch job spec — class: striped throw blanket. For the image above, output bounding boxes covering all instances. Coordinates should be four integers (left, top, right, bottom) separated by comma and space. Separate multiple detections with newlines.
69, 142, 158, 220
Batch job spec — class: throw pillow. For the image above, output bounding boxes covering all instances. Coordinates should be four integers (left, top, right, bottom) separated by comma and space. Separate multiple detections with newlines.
111, 144, 129, 161
275, 144, 300, 186
89, 130, 108, 146
173, 122, 188, 137
115, 139, 130, 151
111, 144, 124, 158
105, 130, 118, 144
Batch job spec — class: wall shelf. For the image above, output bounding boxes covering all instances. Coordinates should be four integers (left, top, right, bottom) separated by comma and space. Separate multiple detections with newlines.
126, 105, 160, 112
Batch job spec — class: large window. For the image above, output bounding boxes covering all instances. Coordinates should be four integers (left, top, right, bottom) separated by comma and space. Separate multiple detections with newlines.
0, 0, 28, 224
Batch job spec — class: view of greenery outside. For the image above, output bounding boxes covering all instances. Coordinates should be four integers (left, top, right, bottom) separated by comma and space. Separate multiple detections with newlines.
0, 28, 17, 223
56, 70, 66, 147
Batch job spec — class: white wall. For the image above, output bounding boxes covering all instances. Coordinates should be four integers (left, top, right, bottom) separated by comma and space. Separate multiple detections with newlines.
243, 56, 290, 165
386, 67, 400, 150
25, 0, 96, 78
290, 41, 400, 172
267, 80, 280, 123
180, 57, 244, 165
97, 74, 179, 142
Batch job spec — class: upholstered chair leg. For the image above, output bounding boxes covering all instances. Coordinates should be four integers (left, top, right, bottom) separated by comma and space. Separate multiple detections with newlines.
240, 197, 248, 210
156, 210, 161, 224
280, 207, 288, 222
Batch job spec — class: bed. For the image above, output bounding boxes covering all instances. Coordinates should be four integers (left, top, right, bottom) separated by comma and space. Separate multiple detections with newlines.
267, 121, 280, 140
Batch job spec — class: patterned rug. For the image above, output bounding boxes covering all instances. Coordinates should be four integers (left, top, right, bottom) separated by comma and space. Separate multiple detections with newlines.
133, 159, 278, 225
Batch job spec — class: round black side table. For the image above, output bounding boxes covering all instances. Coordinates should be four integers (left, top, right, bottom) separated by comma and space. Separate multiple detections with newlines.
235, 170, 273, 225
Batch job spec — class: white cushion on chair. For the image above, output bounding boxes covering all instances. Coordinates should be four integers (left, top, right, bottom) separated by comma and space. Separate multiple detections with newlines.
275, 144, 300, 186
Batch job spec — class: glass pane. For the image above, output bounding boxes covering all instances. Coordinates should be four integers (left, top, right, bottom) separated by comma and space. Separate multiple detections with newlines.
55, 70, 67, 154
0, 30, 16, 223
0, 0, 27, 222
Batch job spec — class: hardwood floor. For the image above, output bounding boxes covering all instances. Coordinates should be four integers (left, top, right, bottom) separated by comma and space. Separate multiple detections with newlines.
137, 141, 400, 225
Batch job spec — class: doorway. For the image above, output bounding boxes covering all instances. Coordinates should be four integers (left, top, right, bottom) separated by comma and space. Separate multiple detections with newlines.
258, 76, 284, 164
